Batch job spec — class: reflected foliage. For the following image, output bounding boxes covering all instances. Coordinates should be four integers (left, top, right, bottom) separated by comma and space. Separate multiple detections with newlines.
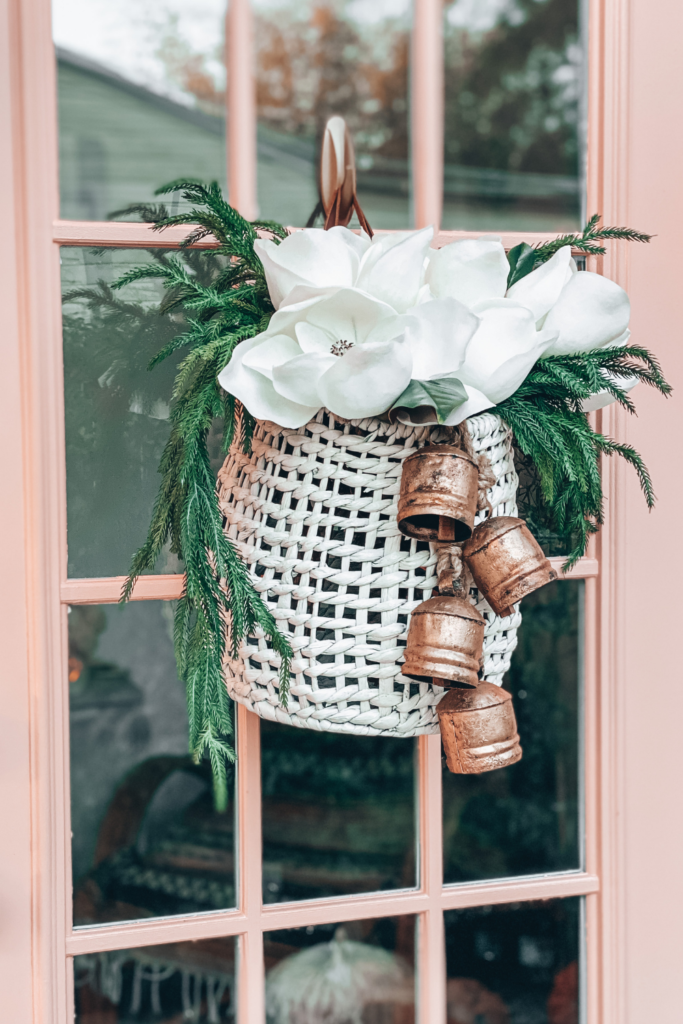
62, 247, 207, 577
445, 0, 580, 178
62, 247, 227, 578
515, 449, 578, 557
445, 899, 579, 1024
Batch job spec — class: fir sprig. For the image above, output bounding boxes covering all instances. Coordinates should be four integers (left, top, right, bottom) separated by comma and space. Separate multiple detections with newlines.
114, 180, 293, 809
497, 344, 671, 567
506, 213, 653, 287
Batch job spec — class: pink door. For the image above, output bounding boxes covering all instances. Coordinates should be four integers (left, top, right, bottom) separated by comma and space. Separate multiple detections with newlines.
1, 0, 681, 1021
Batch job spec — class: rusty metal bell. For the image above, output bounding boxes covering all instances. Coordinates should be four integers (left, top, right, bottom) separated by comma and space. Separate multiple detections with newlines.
463, 515, 558, 618
401, 594, 485, 687
398, 444, 479, 543
437, 682, 522, 774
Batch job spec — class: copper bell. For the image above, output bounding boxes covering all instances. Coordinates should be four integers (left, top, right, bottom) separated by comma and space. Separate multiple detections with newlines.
402, 594, 485, 687
437, 682, 522, 774
463, 515, 558, 618
398, 444, 479, 542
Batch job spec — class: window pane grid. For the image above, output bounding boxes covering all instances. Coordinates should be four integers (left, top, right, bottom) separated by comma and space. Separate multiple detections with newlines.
55, 7, 593, 1024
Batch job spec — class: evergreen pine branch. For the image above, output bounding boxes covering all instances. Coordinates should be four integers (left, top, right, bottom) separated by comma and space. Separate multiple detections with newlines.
105, 182, 294, 807
497, 344, 670, 568
507, 213, 653, 286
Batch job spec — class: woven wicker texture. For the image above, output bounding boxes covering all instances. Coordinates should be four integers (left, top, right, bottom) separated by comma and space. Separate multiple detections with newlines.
217, 410, 521, 736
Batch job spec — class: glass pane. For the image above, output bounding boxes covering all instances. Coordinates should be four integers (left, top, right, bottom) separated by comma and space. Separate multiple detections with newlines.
516, 448, 580, 557
74, 937, 236, 1023
70, 601, 235, 925
62, 246, 191, 579
443, 580, 581, 884
443, 0, 583, 231
261, 720, 415, 902
265, 915, 415, 1023
445, 898, 580, 1024
253, 0, 412, 229
53, 0, 227, 220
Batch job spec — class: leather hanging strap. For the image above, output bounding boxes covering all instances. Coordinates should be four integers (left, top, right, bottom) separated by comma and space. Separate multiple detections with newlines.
311, 116, 373, 236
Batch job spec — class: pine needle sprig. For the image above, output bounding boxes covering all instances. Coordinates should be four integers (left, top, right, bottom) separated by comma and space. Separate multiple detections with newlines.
111, 180, 292, 809
506, 213, 653, 287
497, 345, 670, 567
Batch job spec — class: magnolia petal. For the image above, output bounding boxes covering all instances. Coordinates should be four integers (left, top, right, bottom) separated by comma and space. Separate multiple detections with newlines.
241, 334, 302, 379
317, 338, 413, 419
295, 321, 335, 354
356, 227, 434, 312
542, 271, 631, 355
443, 385, 496, 426
458, 302, 558, 402
424, 237, 509, 308
305, 288, 401, 346
254, 227, 364, 309
597, 327, 631, 350
218, 336, 319, 428
264, 292, 331, 340
506, 245, 573, 322
405, 298, 479, 380
482, 330, 559, 403
272, 352, 336, 406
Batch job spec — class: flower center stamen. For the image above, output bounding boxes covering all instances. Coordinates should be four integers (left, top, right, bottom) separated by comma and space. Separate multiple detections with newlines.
330, 339, 354, 357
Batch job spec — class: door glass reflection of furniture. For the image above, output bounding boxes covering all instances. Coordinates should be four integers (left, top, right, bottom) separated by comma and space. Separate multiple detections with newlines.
8, 0, 643, 1020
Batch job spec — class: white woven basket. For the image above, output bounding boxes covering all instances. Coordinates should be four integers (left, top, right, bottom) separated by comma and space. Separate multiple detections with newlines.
217, 410, 521, 737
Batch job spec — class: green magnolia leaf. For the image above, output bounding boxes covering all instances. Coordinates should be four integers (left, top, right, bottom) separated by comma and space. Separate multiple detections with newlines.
388, 374, 468, 425
506, 241, 537, 288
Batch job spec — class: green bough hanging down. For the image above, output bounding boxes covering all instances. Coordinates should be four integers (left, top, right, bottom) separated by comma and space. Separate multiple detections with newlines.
97, 184, 669, 805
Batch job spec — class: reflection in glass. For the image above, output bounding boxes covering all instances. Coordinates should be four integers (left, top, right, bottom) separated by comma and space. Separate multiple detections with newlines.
261, 720, 415, 903
443, 0, 583, 231
53, 0, 227, 220
514, 431, 587, 557
70, 601, 235, 926
62, 246, 226, 579
265, 916, 415, 1024
443, 581, 581, 883
445, 898, 580, 1024
74, 936, 236, 1023
253, 0, 412, 229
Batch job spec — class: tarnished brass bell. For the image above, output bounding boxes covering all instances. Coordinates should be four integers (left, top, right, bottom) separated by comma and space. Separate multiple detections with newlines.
398, 444, 479, 542
463, 515, 558, 618
437, 682, 522, 774
402, 594, 485, 687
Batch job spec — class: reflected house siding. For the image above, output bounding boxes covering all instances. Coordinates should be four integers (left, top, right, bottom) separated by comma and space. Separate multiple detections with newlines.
57, 49, 227, 221
58, 47, 580, 230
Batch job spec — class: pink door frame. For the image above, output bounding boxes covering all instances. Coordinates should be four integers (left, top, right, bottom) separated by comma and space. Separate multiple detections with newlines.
1, 0, 682, 1021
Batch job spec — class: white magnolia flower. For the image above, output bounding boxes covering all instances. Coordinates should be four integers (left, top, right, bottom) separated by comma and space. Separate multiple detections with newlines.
425, 236, 630, 349
221, 228, 636, 427
423, 236, 634, 408
255, 225, 433, 313
219, 287, 482, 428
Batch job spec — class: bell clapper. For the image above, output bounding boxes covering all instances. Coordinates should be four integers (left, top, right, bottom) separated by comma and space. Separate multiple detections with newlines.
437, 515, 456, 542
